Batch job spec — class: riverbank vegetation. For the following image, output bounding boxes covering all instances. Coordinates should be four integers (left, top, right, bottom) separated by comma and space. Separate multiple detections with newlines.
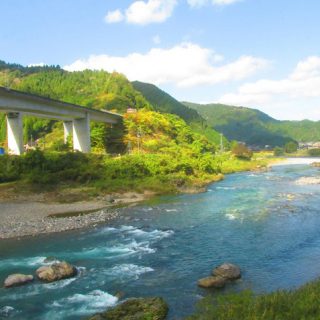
0, 61, 272, 199
0, 110, 271, 197
0, 60, 222, 147
188, 278, 320, 320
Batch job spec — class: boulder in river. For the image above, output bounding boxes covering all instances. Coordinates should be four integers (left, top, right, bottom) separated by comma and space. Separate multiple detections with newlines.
88, 297, 168, 320
311, 162, 320, 168
36, 261, 77, 282
4, 274, 34, 288
198, 276, 226, 288
212, 263, 241, 280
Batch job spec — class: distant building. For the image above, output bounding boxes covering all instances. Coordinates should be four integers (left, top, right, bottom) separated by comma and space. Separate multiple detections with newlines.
298, 141, 320, 149
127, 107, 137, 114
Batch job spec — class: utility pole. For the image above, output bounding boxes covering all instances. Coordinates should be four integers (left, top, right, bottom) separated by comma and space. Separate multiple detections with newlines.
127, 141, 132, 154
137, 128, 142, 154
220, 133, 224, 153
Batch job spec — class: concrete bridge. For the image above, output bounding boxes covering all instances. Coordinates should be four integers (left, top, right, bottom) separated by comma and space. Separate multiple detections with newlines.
0, 86, 122, 154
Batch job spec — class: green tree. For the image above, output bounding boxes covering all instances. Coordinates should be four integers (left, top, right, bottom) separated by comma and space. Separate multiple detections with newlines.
284, 141, 298, 153
231, 143, 253, 160
274, 146, 285, 156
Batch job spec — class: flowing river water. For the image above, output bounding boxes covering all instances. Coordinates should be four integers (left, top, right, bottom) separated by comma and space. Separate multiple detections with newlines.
0, 159, 320, 319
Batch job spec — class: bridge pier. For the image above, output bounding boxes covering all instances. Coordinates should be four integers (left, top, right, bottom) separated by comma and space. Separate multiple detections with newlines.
63, 121, 73, 144
1, 86, 122, 155
73, 114, 91, 153
7, 112, 24, 155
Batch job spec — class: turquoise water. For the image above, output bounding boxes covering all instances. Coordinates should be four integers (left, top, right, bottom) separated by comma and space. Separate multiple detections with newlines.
1, 163, 320, 319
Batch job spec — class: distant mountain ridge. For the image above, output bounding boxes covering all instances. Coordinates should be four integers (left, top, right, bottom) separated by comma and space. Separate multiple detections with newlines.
2, 58, 318, 149
183, 102, 320, 147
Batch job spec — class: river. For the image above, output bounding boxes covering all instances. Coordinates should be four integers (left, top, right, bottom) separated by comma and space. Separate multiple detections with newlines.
0, 159, 320, 319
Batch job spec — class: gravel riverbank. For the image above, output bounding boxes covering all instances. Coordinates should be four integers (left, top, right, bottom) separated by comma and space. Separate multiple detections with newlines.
0, 192, 152, 240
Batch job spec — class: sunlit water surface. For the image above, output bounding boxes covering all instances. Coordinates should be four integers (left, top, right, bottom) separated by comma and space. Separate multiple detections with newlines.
1, 161, 320, 319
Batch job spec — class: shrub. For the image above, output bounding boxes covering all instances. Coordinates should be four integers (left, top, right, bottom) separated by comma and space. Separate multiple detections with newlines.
309, 148, 320, 157
231, 143, 253, 160
0, 155, 23, 182
50, 139, 70, 152
284, 141, 298, 153
274, 146, 285, 156
105, 155, 151, 180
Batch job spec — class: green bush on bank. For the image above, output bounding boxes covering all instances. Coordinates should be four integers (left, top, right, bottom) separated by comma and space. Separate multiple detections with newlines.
274, 146, 285, 156
188, 279, 320, 320
231, 143, 253, 160
0, 149, 223, 190
309, 148, 320, 157
0, 150, 104, 185
284, 141, 298, 153
0, 148, 267, 192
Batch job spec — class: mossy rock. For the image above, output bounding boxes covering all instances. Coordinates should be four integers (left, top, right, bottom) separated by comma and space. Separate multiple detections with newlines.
88, 297, 168, 320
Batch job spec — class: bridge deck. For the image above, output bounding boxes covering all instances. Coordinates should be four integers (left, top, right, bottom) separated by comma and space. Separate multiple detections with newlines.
0, 86, 123, 154
0, 86, 122, 124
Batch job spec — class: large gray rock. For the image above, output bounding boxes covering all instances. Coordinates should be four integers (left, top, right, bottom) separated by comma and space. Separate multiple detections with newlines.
4, 274, 34, 288
36, 261, 77, 282
88, 297, 168, 320
198, 276, 226, 288
212, 263, 241, 280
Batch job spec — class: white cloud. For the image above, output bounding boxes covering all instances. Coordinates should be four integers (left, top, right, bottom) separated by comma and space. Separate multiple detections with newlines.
105, 10, 124, 23
105, 0, 241, 25
105, 0, 177, 25
126, 0, 177, 25
219, 56, 320, 107
64, 42, 268, 88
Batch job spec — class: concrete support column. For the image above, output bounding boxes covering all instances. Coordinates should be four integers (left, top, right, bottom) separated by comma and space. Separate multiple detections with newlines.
63, 121, 73, 144
73, 113, 91, 153
7, 112, 24, 155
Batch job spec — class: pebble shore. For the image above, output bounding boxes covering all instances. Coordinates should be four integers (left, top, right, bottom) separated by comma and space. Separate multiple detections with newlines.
0, 192, 152, 240
0, 206, 120, 239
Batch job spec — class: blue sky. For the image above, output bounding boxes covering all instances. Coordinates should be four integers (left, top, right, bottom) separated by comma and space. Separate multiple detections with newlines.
1, 0, 320, 120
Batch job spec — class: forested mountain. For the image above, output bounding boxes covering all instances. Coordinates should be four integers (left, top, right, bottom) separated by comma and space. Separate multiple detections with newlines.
132, 81, 202, 123
0, 61, 224, 148
131, 81, 226, 146
0, 61, 150, 112
0, 61, 151, 143
184, 102, 320, 147
268, 120, 320, 142
3, 58, 317, 150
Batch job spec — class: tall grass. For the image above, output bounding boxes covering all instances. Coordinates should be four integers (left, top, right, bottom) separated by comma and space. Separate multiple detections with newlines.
188, 279, 320, 320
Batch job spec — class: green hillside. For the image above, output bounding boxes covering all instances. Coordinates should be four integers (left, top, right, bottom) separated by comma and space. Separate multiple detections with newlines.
0, 60, 151, 144
268, 120, 320, 142
0, 61, 150, 112
132, 81, 202, 123
0, 61, 225, 150
132, 81, 226, 146
184, 102, 320, 147
0, 60, 273, 195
